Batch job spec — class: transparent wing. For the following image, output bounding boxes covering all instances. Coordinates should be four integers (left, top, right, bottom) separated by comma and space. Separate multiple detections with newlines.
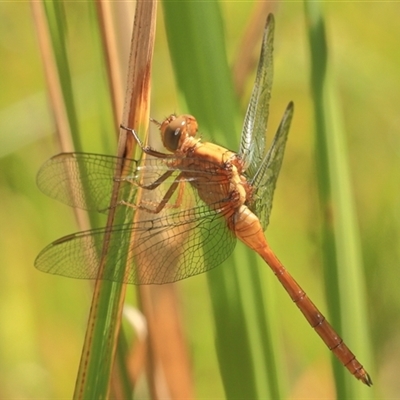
249, 102, 294, 231
239, 14, 274, 178
35, 183, 236, 285
36, 152, 138, 213
37, 152, 225, 214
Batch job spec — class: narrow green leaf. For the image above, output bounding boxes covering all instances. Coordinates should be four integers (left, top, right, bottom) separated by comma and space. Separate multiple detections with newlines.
43, 0, 82, 149
304, 2, 374, 396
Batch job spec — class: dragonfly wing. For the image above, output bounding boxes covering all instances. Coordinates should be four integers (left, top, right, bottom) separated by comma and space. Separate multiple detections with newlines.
35, 187, 236, 284
239, 14, 274, 178
249, 102, 294, 231
131, 201, 236, 284
37, 152, 193, 214
36, 152, 138, 212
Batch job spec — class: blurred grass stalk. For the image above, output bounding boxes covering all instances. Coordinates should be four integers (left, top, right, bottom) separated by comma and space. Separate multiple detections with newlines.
304, 3, 374, 397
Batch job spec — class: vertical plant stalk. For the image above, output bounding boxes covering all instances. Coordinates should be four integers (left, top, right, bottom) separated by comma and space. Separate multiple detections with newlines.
30, 0, 90, 232
137, 284, 195, 399
94, 2, 134, 398
95, 0, 125, 131
304, 3, 373, 397
30, 1, 73, 150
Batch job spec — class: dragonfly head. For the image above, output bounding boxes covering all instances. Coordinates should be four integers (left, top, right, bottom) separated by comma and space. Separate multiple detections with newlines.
159, 114, 198, 152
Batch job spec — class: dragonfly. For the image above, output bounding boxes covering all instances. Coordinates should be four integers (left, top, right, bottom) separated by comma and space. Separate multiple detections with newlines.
35, 14, 372, 386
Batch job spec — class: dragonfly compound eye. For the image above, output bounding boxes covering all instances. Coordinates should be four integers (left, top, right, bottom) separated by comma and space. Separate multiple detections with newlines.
161, 115, 198, 152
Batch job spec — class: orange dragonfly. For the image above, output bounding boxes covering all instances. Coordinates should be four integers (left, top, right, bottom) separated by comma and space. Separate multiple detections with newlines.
35, 14, 371, 386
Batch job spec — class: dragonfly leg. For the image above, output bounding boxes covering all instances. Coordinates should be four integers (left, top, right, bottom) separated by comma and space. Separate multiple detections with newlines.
120, 172, 185, 214
120, 124, 176, 159
139, 169, 175, 190
112, 169, 175, 192
113, 175, 136, 183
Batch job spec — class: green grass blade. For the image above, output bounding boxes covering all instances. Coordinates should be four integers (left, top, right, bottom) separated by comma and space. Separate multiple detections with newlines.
43, 0, 82, 150
163, 2, 284, 398
162, 2, 238, 143
304, 2, 374, 396
74, 282, 127, 399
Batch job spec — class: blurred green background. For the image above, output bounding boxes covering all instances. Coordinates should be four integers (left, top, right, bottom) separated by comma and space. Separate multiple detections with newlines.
0, 1, 399, 399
